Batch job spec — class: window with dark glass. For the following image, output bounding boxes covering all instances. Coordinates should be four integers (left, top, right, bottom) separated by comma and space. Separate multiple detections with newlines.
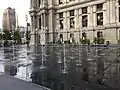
59, 12, 63, 18
70, 17, 75, 28
59, 12, 64, 29
82, 32, 87, 38
119, 0, 120, 5
59, 20, 63, 29
97, 3, 103, 11
69, 10, 75, 28
39, 17, 41, 29
97, 13, 103, 25
35, 16, 37, 28
59, 0, 63, 4
70, 10, 74, 16
97, 31, 103, 38
119, 7, 120, 22
39, 0, 41, 7
59, 34, 63, 39
82, 15, 88, 27
82, 7, 87, 14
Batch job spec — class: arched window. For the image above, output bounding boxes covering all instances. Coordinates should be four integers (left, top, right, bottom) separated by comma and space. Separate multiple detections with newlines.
59, 34, 63, 43
82, 32, 87, 38
60, 34, 63, 39
70, 33, 74, 38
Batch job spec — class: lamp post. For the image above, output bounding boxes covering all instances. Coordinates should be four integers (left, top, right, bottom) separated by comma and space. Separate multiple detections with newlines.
25, 15, 29, 45
93, 26, 95, 44
2, 30, 4, 47
11, 25, 15, 62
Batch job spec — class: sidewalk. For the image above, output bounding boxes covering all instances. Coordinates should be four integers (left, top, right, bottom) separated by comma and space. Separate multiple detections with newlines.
0, 73, 51, 90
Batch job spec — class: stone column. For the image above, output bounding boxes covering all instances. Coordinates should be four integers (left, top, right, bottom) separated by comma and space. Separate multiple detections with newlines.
106, 0, 110, 24
34, 0, 37, 7
41, 14, 43, 29
103, 3, 106, 25
31, 16, 33, 31
76, 9, 79, 30
64, 0, 67, 3
43, 13, 46, 29
76, 9, 79, 42
30, 16, 36, 46
116, 1, 119, 23
64, 12, 67, 29
79, 8, 82, 38
33, 16, 35, 29
90, 6, 93, 27
37, 16, 40, 29
109, 0, 115, 23
37, 0, 39, 7
64, 12, 67, 41
32, 0, 34, 7
30, 0, 32, 8
88, 6, 91, 27
43, 0, 47, 5
93, 5, 96, 27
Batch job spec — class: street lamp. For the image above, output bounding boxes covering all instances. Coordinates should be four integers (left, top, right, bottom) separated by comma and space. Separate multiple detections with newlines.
2, 31, 5, 47
25, 15, 29, 45
93, 26, 95, 43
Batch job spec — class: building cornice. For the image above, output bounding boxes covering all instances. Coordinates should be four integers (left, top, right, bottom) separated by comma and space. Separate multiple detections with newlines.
48, 5, 56, 10
55, 0, 106, 13
29, 8, 37, 13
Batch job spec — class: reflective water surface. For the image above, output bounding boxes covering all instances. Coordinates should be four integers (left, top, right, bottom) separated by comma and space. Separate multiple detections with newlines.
0, 44, 120, 90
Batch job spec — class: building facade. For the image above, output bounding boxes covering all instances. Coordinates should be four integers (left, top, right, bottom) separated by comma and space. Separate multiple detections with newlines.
18, 26, 27, 44
29, 0, 120, 45
3, 7, 16, 32
18, 25, 31, 44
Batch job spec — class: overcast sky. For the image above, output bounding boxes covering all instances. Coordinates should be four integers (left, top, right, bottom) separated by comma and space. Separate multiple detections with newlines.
0, 0, 30, 28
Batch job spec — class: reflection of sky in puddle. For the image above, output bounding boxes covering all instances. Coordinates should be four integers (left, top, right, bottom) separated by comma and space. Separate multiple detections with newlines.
15, 67, 26, 80
0, 63, 4, 73
0, 45, 32, 81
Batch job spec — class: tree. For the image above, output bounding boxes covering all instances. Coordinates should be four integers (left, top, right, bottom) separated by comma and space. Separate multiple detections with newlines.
13, 30, 21, 44
93, 37, 105, 44
80, 38, 90, 45
0, 33, 2, 40
3, 30, 11, 40
26, 23, 30, 44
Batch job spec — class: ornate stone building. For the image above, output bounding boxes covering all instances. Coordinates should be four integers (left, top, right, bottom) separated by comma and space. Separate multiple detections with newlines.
29, 0, 120, 45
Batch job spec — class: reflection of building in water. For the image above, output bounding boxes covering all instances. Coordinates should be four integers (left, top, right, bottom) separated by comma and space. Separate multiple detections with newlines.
30, 0, 120, 45
29, 45, 120, 89
4, 64, 17, 76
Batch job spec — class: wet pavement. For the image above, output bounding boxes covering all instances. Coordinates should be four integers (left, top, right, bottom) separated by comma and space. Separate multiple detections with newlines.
0, 73, 51, 90
0, 44, 120, 90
